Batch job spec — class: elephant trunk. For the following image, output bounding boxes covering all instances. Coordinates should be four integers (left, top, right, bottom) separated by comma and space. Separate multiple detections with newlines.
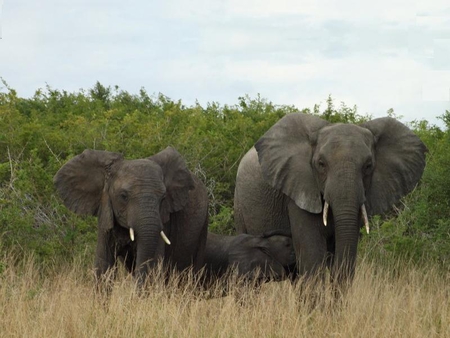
325, 166, 364, 285
133, 212, 166, 283
332, 205, 360, 285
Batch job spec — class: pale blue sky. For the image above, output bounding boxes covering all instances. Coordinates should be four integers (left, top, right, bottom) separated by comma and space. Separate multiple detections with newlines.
1, 0, 449, 126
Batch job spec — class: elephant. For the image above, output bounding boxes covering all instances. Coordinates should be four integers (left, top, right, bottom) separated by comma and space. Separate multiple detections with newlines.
234, 113, 427, 285
54, 147, 208, 284
203, 229, 296, 283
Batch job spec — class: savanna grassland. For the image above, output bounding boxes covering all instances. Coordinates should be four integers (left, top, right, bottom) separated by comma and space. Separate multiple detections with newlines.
0, 252, 448, 337
0, 81, 449, 337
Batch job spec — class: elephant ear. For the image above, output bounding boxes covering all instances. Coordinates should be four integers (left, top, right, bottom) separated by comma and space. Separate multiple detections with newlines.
149, 147, 195, 219
255, 113, 329, 213
361, 117, 427, 215
94, 190, 116, 232
53, 149, 123, 216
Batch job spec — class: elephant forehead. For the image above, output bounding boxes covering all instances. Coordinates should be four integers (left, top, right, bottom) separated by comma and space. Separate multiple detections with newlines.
318, 124, 374, 151
320, 123, 372, 139
115, 160, 164, 182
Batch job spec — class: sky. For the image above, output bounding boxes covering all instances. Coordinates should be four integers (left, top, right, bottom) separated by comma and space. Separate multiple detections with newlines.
1, 0, 449, 126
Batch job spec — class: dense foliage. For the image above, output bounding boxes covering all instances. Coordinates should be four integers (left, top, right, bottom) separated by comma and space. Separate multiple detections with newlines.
0, 80, 448, 269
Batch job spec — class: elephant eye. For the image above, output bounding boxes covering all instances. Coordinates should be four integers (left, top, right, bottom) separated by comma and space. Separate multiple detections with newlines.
318, 159, 326, 170
120, 191, 128, 202
363, 161, 373, 174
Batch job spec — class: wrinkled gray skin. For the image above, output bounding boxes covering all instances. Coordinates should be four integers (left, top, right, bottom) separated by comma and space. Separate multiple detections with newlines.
234, 114, 427, 285
54, 147, 208, 284
203, 230, 296, 283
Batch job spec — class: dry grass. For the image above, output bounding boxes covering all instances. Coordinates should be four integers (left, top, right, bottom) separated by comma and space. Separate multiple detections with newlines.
0, 252, 448, 338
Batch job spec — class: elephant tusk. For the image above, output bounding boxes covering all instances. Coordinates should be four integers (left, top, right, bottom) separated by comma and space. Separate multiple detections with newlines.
160, 231, 171, 245
323, 201, 329, 226
361, 204, 370, 234
129, 228, 135, 241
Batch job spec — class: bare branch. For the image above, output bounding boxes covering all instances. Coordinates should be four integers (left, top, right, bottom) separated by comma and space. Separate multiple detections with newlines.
43, 138, 62, 165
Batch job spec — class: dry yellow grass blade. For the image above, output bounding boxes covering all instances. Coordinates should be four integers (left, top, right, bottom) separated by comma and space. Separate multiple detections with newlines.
0, 252, 448, 338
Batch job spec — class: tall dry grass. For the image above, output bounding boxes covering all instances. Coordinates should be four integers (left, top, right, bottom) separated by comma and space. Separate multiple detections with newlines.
0, 251, 448, 338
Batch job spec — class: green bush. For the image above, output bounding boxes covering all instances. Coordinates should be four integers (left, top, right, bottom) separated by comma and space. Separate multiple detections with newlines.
0, 80, 448, 271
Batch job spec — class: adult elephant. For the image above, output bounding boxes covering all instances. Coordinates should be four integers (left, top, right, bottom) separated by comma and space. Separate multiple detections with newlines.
54, 147, 208, 284
203, 229, 296, 283
234, 113, 427, 285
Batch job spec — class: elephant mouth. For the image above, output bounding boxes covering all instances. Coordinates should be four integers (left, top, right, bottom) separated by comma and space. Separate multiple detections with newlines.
322, 201, 370, 234
128, 227, 171, 245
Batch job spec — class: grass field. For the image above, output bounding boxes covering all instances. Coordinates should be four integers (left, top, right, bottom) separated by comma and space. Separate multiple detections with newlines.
0, 252, 448, 338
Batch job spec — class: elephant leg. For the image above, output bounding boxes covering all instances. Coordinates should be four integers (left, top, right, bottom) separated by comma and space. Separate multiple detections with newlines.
94, 231, 116, 281
119, 246, 136, 273
192, 218, 208, 273
288, 200, 327, 281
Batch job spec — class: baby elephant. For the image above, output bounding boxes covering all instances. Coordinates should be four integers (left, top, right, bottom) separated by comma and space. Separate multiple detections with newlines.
203, 229, 296, 283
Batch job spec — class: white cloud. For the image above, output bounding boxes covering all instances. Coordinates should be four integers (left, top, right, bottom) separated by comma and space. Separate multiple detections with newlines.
416, 0, 450, 15
422, 71, 450, 101
1, 0, 448, 127
225, 0, 418, 22
223, 59, 319, 83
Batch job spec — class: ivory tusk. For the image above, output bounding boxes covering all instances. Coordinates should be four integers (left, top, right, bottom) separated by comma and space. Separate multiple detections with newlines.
129, 228, 135, 241
323, 201, 329, 226
361, 204, 370, 234
160, 231, 171, 245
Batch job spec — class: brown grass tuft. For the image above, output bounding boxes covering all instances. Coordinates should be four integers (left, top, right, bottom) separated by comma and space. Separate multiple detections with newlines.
0, 252, 448, 338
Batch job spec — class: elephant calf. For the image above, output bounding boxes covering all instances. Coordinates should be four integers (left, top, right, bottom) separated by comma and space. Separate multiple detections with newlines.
203, 230, 296, 284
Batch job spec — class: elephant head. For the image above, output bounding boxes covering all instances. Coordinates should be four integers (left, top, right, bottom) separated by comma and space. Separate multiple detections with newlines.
204, 230, 296, 283
229, 231, 296, 281
54, 146, 195, 281
255, 114, 427, 282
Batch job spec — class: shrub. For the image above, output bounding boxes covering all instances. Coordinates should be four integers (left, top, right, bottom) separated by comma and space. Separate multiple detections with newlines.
0, 80, 448, 271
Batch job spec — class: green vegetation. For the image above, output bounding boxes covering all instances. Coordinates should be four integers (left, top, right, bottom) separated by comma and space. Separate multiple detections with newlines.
0, 80, 448, 270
